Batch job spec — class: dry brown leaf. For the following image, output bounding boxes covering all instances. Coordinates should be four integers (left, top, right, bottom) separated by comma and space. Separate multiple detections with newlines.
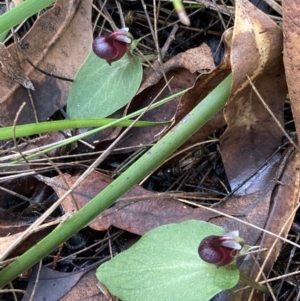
59, 270, 107, 301
214, 149, 300, 301
0, 227, 53, 258
38, 171, 275, 238
219, 0, 287, 195
245, 149, 300, 301
0, 0, 92, 126
37, 172, 222, 235
138, 43, 216, 93
0, 43, 34, 89
283, 1, 300, 145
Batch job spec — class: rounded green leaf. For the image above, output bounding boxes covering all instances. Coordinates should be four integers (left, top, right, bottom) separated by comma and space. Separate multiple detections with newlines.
96, 220, 239, 301
67, 52, 142, 119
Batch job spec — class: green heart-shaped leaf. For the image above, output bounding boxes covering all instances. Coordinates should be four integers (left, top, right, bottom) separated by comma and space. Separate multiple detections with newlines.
96, 220, 239, 301
67, 52, 142, 119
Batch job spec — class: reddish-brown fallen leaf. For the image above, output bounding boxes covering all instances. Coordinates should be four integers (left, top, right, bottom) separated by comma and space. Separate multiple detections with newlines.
283, 0, 300, 145
0, 0, 92, 126
37, 172, 221, 235
138, 43, 216, 93
219, 0, 287, 195
59, 270, 107, 301
38, 171, 273, 238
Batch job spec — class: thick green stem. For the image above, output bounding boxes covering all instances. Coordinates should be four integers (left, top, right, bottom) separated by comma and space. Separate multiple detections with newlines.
0, 74, 232, 288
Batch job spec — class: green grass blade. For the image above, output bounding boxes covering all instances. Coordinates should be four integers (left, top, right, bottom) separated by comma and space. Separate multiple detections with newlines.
7, 88, 189, 164
0, 0, 56, 35
0, 119, 169, 140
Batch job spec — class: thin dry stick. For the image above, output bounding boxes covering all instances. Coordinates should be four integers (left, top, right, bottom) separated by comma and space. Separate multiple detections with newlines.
177, 198, 300, 250
219, 0, 234, 20
12, 102, 29, 164
141, 0, 168, 88
0, 143, 154, 164
115, 0, 125, 28
108, 229, 114, 259
195, 0, 234, 16
246, 255, 277, 301
27, 89, 39, 124
275, 233, 300, 296
260, 270, 300, 284
0, 138, 68, 162
92, 3, 101, 33
0, 212, 73, 265
0, 135, 48, 157
8, 282, 17, 301
39, 152, 79, 210
140, 0, 156, 47
28, 260, 42, 301
161, 24, 179, 57
247, 75, 298, 150
212, 0, 227, 29
151, 0, 173, 94
44, 231, 122, 266
139, 7, 203, 42
296, 289, 300, 301
0, 183, 33, 204
92, 0, 117, 31
263, 0, 282, 15
0, 289, 29, 298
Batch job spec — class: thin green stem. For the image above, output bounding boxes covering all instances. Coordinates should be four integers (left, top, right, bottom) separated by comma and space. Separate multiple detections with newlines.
0, 119, 168, 140
239, 272, 270, 294
172, 0, 190, 25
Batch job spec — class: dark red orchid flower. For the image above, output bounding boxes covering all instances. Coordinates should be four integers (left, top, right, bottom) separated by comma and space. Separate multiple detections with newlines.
92, 28, 133, 65
198, 231, 244, 267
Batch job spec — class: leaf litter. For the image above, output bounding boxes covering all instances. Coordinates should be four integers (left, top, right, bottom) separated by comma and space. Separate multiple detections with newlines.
0, 0, 92, 126
0, 0, 300, 300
